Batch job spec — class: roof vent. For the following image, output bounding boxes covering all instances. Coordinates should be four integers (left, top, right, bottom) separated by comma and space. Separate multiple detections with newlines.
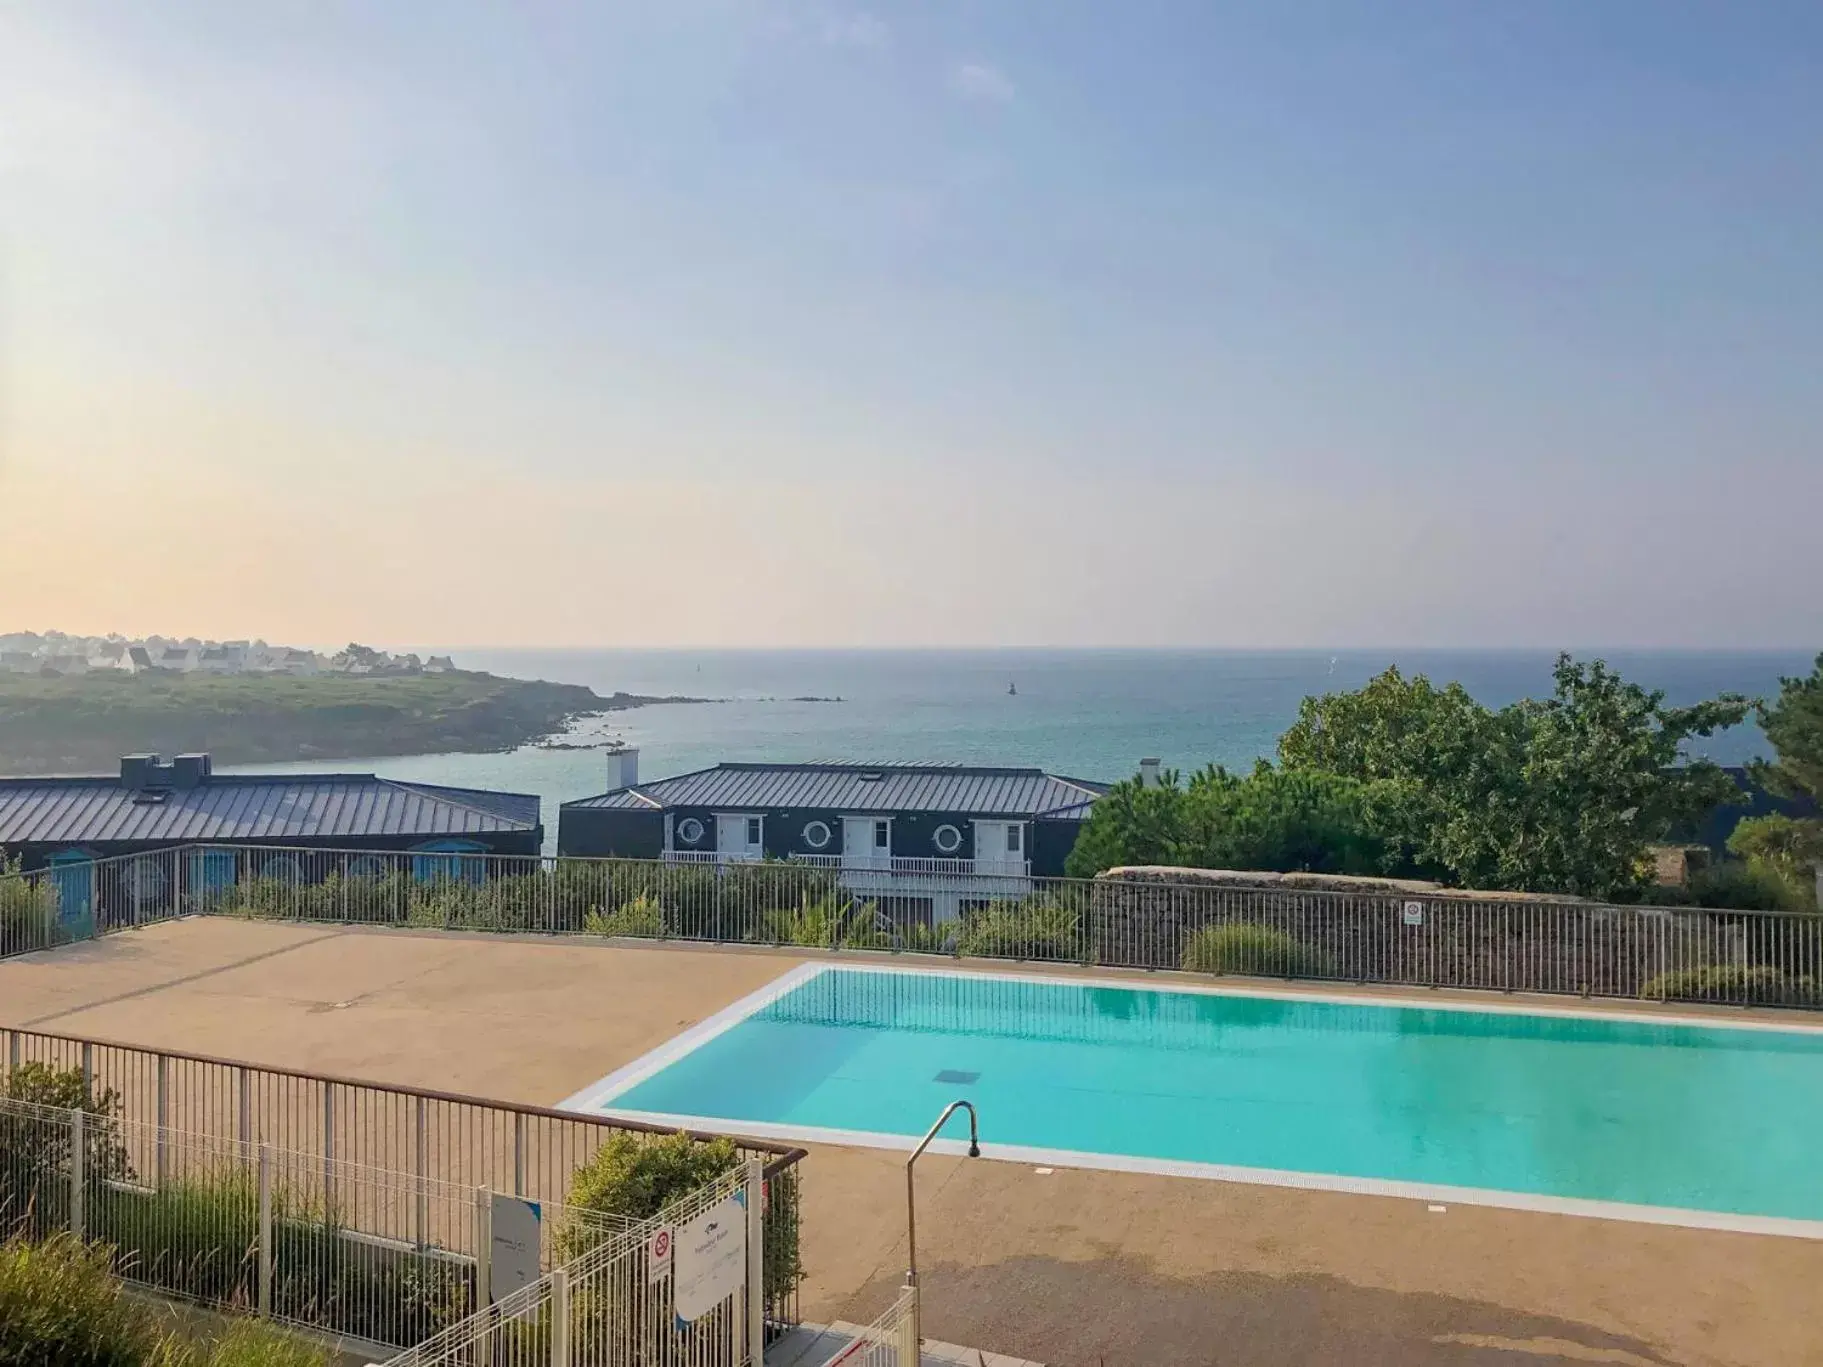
130, 789, 171, 806
859, 771, 885, 782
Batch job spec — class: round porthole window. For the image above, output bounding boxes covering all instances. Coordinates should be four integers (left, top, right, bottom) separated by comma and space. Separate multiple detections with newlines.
932, 824, 963, 855
677, 817, 705, 845
802, 820, 832, 850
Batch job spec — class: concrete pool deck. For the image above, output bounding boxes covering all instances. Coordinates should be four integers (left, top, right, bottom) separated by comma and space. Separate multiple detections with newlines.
3, 917, 1820, 1367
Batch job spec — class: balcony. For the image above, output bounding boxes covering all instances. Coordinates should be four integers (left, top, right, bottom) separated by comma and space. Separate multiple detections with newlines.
660, 849, 1031, 882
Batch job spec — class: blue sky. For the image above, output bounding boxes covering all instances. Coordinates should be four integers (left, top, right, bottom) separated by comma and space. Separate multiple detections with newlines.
2, 2, 1819, 647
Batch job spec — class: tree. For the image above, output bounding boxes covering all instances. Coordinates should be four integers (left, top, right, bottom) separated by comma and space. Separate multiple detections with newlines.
1064, 762, 1415, 879
1753, 652, 1823, 805
1063, 770, 1189, 877
1278, 654, 1749, 900
1738, 653, 1823, 908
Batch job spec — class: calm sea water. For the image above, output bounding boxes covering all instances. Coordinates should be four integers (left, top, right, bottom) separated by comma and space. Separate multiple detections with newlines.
235, 649, 1811, 849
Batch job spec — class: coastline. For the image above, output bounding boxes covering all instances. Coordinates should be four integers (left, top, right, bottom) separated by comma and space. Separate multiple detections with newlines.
0, 669, 712, 775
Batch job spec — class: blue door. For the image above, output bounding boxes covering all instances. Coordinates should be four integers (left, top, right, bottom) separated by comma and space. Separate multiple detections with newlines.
187, 849, 238, 907
48, 850, 96, 938
410, 840, 486, 884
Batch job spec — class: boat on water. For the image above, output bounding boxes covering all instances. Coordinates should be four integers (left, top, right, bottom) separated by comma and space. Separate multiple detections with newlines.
1007, 681, 1017, 696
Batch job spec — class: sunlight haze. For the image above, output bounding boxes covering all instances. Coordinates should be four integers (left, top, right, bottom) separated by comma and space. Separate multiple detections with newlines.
3, 2, 1819, 647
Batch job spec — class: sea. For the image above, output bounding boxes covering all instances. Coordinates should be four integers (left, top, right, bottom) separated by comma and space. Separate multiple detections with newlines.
231, 649, 1814, 851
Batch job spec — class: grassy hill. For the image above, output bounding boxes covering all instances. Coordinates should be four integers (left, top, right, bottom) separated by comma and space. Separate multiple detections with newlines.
0, 669, 675, 774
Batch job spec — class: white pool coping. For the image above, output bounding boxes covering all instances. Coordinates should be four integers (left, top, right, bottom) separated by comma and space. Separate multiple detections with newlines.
556, 960, 1823, 1241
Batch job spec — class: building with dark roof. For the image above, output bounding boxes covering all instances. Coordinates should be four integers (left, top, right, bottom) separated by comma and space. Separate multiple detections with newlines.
557, 750, 1106, 922
0, 753, 544, 872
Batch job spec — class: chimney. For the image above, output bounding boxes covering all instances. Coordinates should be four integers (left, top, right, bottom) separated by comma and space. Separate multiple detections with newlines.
1138, 758, 1162, 788
120, 754, 159, 790
605, 746, 640, 791
172, 753, 213, 790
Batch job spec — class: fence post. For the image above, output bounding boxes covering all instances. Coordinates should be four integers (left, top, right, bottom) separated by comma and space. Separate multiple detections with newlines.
155, 1053, 169, 1188
549, 1265, 570, 1367
746, 1157, 765, 1363
238, 1067, 251, 1149
897, 1289, 919, 1367
81, 1042, 93, 1098
323, 1081, 336, 1210
5, 1029, 15, 1077
68, 1108, 85, 1240
415, 1096, 428, 1248
474, 1186, 493, 1308
513, 1113, 526, 1197
257, 1144, 273, 1317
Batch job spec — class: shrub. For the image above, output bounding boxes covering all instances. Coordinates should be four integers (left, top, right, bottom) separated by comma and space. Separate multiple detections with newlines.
1642, 964, 1823, 1008
0, 1064, 133, 1241
0, 1232, 159, 1367
559, 1131, 801, 1301
954, 895, 1086, 962
756, 895, 889, 949
1675, 860, 1811, 913
1181, 923, 1334, 978
0, 860, 62, 958
172, 1318, 333, 1367
583, 894, 664, 938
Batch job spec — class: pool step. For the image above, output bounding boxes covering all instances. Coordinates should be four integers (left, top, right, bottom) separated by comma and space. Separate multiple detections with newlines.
769, 1321, 1044, 1367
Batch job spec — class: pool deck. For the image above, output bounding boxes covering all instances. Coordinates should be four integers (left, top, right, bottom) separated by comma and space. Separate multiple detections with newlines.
4, 917, 1821, 1367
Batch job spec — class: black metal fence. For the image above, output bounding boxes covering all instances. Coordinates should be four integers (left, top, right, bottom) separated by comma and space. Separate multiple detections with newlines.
5, 841, 1821, 1013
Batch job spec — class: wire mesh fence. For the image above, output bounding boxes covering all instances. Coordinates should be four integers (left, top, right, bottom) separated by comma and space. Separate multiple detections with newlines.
0, 1094, 782, 1360
0, 1026, 807, 1339
383, 1161, 764, 1367
17, 840, 1815, 1011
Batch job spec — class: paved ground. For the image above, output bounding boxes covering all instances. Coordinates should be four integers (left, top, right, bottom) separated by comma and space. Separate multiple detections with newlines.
4, 918, 1821, 1367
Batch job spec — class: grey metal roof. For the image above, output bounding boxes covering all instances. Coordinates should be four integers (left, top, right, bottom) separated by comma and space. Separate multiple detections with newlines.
0, 774, 540, 846
564, 763, 1106, 819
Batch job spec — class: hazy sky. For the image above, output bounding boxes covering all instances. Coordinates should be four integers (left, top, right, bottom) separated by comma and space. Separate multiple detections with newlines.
2, 2, 1819, 649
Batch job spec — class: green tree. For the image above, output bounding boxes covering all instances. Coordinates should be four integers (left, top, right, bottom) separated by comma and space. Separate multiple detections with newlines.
1065, 762, 1415, 879
1063, 771, 1189, 877
1278, 654, 1749, 899
1753, 652, 1823, 806
1735, 653, 1823, 908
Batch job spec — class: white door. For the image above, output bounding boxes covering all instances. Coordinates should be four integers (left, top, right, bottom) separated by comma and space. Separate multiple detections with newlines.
973, 821, 1025, 874
716, 814, 763, 861
843, 816, 891, 870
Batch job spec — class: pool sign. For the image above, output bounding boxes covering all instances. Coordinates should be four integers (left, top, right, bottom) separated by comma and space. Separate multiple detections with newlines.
1402, 901, 1425, 926
674, 1192, 747, 1325
490, 1195, 542, 1300
647, 1223, 674, 1286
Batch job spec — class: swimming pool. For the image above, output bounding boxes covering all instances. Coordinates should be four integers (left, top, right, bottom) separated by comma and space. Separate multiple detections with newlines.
563, 963, 1823, 1237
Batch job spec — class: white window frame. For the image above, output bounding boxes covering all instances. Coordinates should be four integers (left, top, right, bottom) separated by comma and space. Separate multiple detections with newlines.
932, 823, 963, 855
802, 819, 833, 850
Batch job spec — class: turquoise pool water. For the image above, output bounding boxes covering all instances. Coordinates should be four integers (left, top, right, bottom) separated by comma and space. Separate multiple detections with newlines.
590, 967, 1823, 1226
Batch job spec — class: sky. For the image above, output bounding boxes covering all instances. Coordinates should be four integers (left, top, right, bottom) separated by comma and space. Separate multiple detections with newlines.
1, 1, 1820, 650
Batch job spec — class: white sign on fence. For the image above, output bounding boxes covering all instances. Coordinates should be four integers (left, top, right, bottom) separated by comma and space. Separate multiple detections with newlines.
647, 1222, 675, 1286
490, 1194, 542, 1299
674, 1192, 747, 1324
1402, 900, 1425, 926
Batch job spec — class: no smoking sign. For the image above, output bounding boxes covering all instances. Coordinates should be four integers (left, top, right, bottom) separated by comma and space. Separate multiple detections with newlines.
647, 1224, 674, 1285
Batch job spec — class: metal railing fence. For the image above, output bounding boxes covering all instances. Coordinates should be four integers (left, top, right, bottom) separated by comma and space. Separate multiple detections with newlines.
1, 1097, 492, 1348
0, 847, 184, 959
824, 1289, 919, 1367
24, 840, 1813, 1011
383, 1161, 765, 1367
0, 1025, 806, 1336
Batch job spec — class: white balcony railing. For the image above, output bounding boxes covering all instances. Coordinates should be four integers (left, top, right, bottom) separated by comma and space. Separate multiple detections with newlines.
659, 849, 1031, 879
